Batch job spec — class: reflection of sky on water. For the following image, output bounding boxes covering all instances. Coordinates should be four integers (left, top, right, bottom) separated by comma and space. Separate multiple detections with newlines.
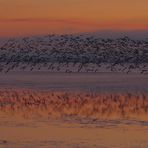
0, 72, 148, 93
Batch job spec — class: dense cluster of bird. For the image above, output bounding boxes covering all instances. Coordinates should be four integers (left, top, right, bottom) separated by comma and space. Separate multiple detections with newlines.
0, 34, 148, 73
0, 89, 148, 120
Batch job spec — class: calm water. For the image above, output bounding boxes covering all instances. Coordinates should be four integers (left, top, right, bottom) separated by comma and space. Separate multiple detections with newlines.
0, 72, 148, 92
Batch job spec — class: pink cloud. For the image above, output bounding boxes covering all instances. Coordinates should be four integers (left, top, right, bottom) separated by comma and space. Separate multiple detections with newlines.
0, 18, 148, 30
0, 18, 92, 26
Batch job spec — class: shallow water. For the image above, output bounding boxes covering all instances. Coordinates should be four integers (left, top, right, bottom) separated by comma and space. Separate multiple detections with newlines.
1, 35, 148, 147
0, 72, 148, 92
1, 116, 148, 148
0, 72, 148, 147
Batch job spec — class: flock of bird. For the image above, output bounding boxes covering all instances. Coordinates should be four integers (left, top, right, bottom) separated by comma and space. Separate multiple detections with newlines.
0, 89, 148, 120
0, 34, 148, 73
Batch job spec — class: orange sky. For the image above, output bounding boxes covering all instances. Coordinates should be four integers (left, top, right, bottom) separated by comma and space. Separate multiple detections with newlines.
0, 0, 148, 37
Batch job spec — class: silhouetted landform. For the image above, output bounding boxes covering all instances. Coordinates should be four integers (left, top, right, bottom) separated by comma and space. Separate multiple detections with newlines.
0, 35, 148, 73
0, 89, 148, 121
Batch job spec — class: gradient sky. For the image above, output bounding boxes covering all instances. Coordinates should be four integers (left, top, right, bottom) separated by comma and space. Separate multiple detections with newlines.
0, 0, 148, 37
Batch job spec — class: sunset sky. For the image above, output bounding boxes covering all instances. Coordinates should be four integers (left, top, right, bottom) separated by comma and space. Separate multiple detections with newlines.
0, 0, 148, 37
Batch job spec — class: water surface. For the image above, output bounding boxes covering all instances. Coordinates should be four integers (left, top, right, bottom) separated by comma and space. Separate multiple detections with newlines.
0, 72, 148, 92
